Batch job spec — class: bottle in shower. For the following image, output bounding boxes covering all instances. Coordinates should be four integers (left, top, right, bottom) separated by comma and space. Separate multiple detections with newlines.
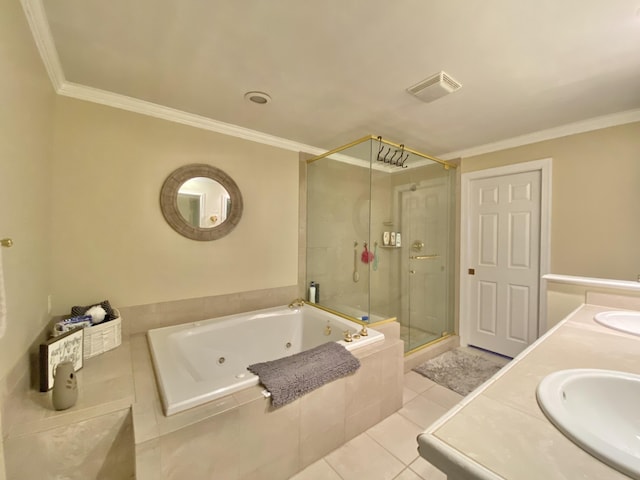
309, 281, 316, 304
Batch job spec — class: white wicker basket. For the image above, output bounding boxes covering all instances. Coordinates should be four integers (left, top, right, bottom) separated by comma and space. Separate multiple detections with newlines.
83, 309, 122, 359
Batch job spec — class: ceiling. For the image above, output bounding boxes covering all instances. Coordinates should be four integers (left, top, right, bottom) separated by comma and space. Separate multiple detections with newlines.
37, 0, 640, 158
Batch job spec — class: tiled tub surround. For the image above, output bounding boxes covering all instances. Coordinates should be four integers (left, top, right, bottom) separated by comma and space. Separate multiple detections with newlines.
417, 292, 640, 480
148, 305, 385, 415
136, 322, 404, 479
1, 300, 403, 479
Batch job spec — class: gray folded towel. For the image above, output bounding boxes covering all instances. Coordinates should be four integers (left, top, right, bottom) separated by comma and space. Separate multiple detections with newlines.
248, 342, 360, 408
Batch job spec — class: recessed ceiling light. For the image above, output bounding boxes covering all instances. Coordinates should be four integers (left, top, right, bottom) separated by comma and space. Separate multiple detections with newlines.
244, 91, 271, 105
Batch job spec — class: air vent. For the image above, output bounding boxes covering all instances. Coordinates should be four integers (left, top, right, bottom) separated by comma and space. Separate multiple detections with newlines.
407, 71, 462, 103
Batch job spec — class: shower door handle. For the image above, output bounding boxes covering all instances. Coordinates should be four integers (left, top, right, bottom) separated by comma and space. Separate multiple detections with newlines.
409, 254, 439, 260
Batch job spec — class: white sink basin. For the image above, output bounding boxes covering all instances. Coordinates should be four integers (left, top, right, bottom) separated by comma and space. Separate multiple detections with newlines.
537, 369, 640, 478
594, 310, 640, 336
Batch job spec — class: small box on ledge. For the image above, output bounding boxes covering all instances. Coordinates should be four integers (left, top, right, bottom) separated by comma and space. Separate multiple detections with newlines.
83, 309, 122, 359
63, 300, 122, 359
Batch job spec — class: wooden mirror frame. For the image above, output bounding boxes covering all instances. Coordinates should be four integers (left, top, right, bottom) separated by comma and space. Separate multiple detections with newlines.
160, 164, 243, 241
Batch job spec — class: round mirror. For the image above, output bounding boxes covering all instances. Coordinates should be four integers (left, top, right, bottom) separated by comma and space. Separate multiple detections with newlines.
160, 164, 243, 241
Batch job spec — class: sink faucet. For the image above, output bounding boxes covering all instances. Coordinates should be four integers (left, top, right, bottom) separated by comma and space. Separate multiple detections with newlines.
288, 298, 305, 309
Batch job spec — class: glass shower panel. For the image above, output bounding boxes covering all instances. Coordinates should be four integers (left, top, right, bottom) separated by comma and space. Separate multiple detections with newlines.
401, 166, 455, 352
306, 142, 372, 320
369, 165, 397, 322
370, 156, 455, 352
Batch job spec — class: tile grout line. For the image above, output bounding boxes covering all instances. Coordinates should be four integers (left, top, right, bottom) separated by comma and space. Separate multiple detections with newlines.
322, 457, 346, 480
392, 466, 419, 480
294, 372, 444, 479
363, 430, 420, 469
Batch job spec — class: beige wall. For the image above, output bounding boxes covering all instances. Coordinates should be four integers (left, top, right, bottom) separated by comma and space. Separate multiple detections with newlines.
0, 0, 55, 381
0, 3, 55, 477
462, 122, 640, 281
50, 97, 299, 312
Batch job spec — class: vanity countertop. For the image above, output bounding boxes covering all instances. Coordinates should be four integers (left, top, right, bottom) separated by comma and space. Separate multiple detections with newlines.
418, 301, 640, 480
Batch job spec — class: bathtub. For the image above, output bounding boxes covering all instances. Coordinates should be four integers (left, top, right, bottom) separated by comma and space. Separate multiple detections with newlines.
147, 304, 385, 415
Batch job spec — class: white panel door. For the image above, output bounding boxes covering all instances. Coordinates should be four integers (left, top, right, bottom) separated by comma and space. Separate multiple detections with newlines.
467, 170, 541, 357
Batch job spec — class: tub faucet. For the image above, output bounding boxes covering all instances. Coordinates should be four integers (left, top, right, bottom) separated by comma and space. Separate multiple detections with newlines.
288, 298, 305, 309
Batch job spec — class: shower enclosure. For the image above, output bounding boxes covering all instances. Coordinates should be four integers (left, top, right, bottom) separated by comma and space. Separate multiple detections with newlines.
305, 136, 456, 353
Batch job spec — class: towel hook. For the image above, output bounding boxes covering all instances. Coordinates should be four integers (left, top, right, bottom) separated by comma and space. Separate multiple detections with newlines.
401, 151, 409, 168
376, 136, 384, 162
0, 238, 13, 248
383, 147, 392, 163
397, 145, 408, 168
393, 145, 404, 166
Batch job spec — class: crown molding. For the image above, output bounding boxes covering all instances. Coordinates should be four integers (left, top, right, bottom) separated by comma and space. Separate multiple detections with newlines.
57, 82, 640, 164
58, 82, 327, 155
440, 108, 640, 160
21, 0, 65, 91
22, 0, 640, 161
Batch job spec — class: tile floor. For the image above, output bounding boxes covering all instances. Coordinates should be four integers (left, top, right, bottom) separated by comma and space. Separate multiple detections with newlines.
290, 371, 463, 480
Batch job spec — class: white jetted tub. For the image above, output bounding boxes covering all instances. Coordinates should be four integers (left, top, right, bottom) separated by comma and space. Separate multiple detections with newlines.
147, 304, 385, 415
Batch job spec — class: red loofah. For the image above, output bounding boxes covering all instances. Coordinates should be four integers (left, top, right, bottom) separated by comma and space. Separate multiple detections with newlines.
361, 243, 374, 264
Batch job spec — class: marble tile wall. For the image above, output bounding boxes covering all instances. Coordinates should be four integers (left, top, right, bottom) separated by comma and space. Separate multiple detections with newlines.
4, 409, 134, 479
135, 333, 405, 480
120, 285, 298, 335
298, 155, 309, 300
306, 158, 370, 311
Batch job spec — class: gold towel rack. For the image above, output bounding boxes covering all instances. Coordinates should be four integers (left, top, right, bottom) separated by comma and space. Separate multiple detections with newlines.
1, 238, 13, 248
409, 254, 439, 260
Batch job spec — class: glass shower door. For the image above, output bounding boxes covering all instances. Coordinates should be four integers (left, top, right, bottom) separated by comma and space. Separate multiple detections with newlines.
400, 176, 452, 352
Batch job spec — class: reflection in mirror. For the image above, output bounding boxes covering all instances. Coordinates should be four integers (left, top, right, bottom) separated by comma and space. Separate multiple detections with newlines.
160, 164, 243, 241
177, 177, 231, 228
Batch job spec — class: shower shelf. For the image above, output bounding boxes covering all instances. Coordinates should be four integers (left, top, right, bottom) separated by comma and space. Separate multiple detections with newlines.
379, 246, 401, 249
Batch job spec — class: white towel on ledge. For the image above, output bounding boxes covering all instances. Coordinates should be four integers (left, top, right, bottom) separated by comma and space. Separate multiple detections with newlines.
0, 247, 6, 339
